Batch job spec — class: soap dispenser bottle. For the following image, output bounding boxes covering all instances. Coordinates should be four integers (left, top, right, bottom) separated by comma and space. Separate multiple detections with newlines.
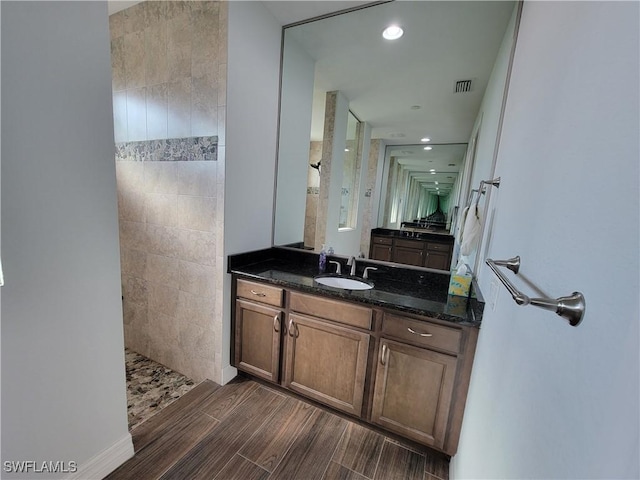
319, 244, 327, 274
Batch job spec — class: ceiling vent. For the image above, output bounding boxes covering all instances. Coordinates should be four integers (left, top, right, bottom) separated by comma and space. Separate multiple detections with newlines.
454, 79, 473, 93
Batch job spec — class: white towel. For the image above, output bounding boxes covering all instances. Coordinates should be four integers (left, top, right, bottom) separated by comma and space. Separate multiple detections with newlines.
460, 205, 482, 256
457, 206, 470, 243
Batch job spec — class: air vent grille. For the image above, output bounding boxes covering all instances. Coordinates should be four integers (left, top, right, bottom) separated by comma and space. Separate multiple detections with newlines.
454, 79, 473, 93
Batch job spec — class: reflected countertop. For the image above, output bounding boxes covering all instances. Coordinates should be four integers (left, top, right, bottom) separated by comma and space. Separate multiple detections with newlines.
228, 247, 483, 327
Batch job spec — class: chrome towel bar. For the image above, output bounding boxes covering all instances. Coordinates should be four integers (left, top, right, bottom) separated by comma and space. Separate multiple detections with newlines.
486, 256, 585, 326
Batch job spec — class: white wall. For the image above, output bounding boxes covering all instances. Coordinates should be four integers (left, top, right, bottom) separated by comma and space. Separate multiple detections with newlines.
274, 34, 316, 246
1, 2, 132, 478
455, 3, 518, 272
452, 2, 639, 479
223, 1, 282, 383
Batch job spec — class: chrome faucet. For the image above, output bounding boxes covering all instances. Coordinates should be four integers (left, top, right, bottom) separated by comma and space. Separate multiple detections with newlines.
329, 260, 341, 275
363, 267, 378, 279
347, 256, 357, 276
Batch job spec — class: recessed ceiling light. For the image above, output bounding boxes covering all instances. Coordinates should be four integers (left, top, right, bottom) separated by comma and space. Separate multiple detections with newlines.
345, 148, 350, 152
382, 25, 403, 40
429, 169, 436, 172
423, 146, 432, 151
431, 171, 436, 175
435, 181, 439, 185
421, 137, 431, 142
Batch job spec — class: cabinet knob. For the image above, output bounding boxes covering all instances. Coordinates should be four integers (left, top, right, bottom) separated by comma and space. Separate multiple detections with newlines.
273, 314, 280, 333
407, 327, 433, 337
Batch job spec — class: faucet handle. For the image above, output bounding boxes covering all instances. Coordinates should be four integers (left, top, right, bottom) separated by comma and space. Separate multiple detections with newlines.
329, 260, 341, 275
363, 267, 378, 279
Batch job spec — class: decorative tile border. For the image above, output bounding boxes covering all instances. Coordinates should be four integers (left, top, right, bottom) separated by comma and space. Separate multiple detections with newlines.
116, 136, 218, 162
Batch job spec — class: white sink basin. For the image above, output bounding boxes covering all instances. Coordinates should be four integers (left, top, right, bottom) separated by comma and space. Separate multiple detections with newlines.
314, 275, 374, 290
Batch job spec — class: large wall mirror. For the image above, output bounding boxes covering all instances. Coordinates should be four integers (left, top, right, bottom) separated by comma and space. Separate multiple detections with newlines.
273, 0, 519, 272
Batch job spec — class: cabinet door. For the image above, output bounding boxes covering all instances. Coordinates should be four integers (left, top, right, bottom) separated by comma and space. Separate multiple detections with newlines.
392, 246, 424, 266
425, 251, 450, 270
235, 299, 282, 383
371, 339, 457, 448
284, 313, 370, 416
371, 243, 392, 262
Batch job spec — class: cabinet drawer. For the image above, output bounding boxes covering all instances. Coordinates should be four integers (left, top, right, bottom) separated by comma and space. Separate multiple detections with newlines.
395, 238, 425, 249
237, 279, 283, 307
373, 236, 393, 245
382, 313, 461, 354
289, 291, 372, 330
427, 242, 451, 252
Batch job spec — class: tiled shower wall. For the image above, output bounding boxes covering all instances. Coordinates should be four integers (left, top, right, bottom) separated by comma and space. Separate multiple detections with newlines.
110, 1, 227, 382
304, 141, 322, 248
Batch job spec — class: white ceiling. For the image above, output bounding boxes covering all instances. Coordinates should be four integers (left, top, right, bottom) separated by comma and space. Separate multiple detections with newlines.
282, 1, 515, 145
274, 1, 514, 198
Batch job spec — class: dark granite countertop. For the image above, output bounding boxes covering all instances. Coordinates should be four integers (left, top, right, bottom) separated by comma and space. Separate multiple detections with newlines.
371, 227, 454, 242
229, 247, 482, 327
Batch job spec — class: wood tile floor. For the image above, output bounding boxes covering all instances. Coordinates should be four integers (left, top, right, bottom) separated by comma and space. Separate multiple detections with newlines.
108, 377, 450, 480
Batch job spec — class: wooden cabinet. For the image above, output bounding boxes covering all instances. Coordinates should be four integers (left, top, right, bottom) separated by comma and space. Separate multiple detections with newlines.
371, 339, 457, 448
370, 233, 453, 270
283, 313, 369, 416
392, 239, 425, 266
231, 276, 478, 456
234, 279, 284, 383
370, 236, 393, 262
425, 242, 452, 270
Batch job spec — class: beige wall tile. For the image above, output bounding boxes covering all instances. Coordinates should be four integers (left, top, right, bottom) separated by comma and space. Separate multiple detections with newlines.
217, 62, 227, 107
146, 224, 180, 258
126, 87, 147, 141
116, 161, 144, 191
111, 37, 126, 92
146, 1, 167, 26
143, 162, 178, 194
145, 253, 179, 286
177, 229, 216, 266
177, 195, 216, 232
119, 220, 148, 251
166, 0, 191, 20
192, 9, 219, 79
123, 276, 149, 307
191, 74, 218, 136
121, 248, 147, 279
167, 13, 191, 82
216, 107, 226, 145
123, 301, 147, 327
177, 291, 215, 325
176, 161, 216, 197
145, 22, 168, 87
146, 84, 169, 140
167, 77, 191, 138
118, 189, 146, 222
112, 90, 128, 143
146, 193, 178, 227
148, 282, 179, 317
178, 260, 216, 296
124, 1, 148, 34
124, 31, 146, 89
109, 11, 124, 40
148, 308, 180, 343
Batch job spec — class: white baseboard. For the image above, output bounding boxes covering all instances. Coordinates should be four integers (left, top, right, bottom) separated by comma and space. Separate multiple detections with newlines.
221, 365, 238, 385
66, 433, 134, 480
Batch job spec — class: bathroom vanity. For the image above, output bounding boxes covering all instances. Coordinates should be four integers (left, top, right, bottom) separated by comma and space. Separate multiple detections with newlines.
228, 247, 482, 456
370, 228, 454, 270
